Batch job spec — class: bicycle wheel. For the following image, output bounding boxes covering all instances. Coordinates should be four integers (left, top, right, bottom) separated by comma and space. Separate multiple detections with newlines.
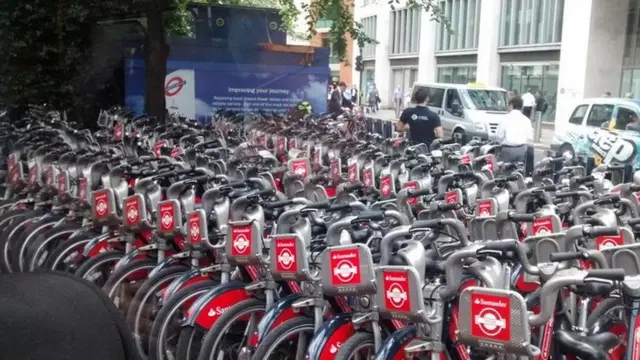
126, 265, 188, 359
75, 250, 125, 287
148, 280, 215, 360
335, 332, 375, 360
250, 316, 315, 360
197, 298, 265, 360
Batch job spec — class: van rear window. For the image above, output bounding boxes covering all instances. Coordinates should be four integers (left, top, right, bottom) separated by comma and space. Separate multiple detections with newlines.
412, 86, 445, 108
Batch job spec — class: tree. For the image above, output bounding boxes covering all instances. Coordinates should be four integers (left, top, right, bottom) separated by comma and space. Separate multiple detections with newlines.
0, 0, 449, 121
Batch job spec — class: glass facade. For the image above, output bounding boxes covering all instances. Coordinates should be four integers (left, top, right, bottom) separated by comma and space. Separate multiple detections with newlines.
437, 66, 477, 84
390, 68, 418, 105
437, 0, 481, 52
621, 0, 640, 97
389, 8, 421, 55
500, 0, 564, 47
361, 16, 377, 59
500, 63, 559, 122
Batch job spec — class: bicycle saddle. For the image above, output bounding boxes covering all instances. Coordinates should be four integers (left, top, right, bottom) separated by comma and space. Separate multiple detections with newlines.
555, 329, 621, 360
570, 282, 616, 298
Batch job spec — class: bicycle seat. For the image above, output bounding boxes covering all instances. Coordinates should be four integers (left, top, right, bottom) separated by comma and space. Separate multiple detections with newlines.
555, 329, 621, 360
570, 282, 615, 298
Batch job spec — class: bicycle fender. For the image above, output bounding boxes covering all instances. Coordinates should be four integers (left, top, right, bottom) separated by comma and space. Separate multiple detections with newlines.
148, 256, 182, 278
372, 325, 419, 360
255, 293, 305, 344
306, 313, 355, 359
114, 248, 143, 270
183, 280, 251, 329
82, 232, 114, 257
162, 268, 209, 303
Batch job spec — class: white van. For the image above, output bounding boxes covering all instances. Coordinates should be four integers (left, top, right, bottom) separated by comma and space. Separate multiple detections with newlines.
410, 82, 510, 141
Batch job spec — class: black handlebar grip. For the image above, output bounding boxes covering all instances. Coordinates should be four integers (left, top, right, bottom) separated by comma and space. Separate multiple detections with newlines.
264, 200, 294, 209
575, 175, 595, 184
478, 239, 518, 252
630, 184, 640, 192
343, 183, 364, 193
305, 201, 331, 210
504, 174, 520, 182
256, 188, 275, 198
594, 194, 621, 206
549, 252, 586, 262
438, 203, 460, 212
508, 212, 535, 222
410, 219, 442, 230
586, 269, 626, 281
628, 218, 640, 226
554, 191, 580, 198
587, 226, 620, 237
551, 156, 566, 163
455, 171, 475, 179
351, 211, 385, 224
540, 184, 558, 192
407, 188, 431, 198
327, 203, 352, 212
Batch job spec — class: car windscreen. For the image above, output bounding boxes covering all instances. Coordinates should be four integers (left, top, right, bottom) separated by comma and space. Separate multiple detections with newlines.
461, 89, 508, 111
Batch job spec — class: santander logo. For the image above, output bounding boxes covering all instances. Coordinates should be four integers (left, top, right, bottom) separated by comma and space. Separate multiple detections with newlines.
207, 305, 232, 317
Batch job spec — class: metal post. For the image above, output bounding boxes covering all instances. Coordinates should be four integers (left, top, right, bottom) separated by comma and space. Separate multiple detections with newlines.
534, 111, 543, 143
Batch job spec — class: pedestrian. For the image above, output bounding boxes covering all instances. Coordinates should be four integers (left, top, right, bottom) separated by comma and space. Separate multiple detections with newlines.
521, 88, 536, 118
496, 95, 533, 164
507, 90, 514, 99
353, 87, 359, 105
404, 87, 412, 108
368, 84, 379, 114
329, 81, 346, 116
342, 85, 354, 110
534, 90, 548, 115
393, 86, 403, 117
395, 88, 443, 148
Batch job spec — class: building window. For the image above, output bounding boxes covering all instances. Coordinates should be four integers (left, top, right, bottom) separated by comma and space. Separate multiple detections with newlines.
361, 16, 377, 59
437, 65, 477, 84
500, 0, 564, 47
321, 38, 339, 64
500, 63, 559, 122
437, 0, 481, 52
389, 8, 421, 56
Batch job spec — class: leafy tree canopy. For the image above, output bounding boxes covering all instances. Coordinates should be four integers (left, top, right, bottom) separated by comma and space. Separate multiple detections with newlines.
0, 0, 448, 119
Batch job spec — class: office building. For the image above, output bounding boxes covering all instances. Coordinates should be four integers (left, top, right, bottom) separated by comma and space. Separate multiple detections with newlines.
352, 0, 634, 127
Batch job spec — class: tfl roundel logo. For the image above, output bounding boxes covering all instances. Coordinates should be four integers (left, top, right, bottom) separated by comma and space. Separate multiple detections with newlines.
231, 224, 252, 257
330, 248, 361, 285
383, 270, 411, 312
470, 292, 511, 342
275, 237, 297, 272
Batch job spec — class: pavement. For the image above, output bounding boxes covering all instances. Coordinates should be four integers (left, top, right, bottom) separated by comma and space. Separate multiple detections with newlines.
365, 109, 554, 151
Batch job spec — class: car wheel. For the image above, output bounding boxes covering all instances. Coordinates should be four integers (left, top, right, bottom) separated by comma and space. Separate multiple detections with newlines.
559, 143, 575, 160
453, 128, 466, 144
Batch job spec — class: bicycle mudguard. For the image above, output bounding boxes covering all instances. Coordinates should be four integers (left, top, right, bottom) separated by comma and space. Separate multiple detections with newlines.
255, 293, 305, 344
372, 325, 419, 360
305, 313, 355, 359
161, 267, 211, 303
113, 248, 143, 270
148, 255, 186, 278
183, 280, 251, 329
82, 232, 117, 258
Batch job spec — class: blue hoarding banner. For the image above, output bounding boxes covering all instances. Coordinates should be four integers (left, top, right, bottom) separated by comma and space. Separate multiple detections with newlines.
125, 42, 330, 123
